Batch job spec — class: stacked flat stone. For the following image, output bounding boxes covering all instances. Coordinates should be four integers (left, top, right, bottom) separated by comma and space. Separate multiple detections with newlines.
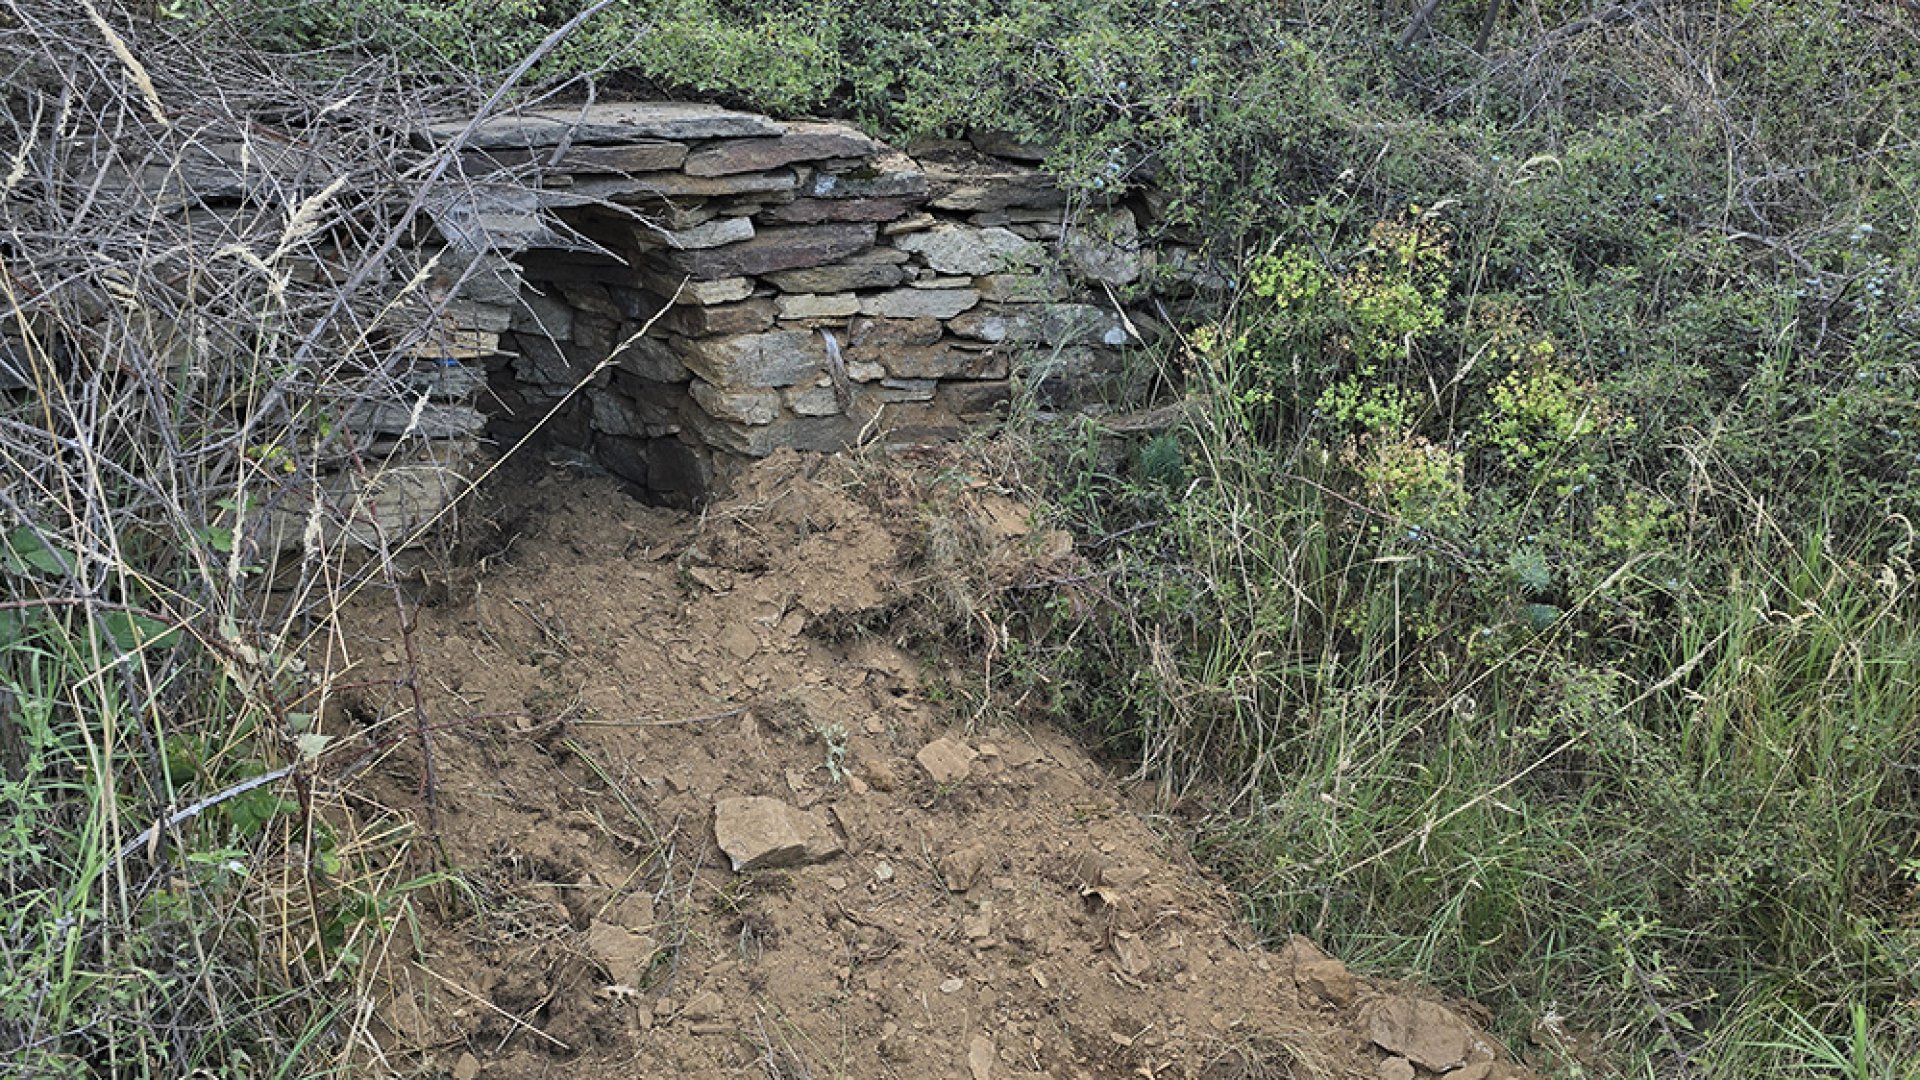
418, 102, 1162, 503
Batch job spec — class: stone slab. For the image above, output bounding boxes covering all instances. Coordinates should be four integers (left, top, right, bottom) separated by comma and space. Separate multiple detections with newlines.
637, 272, 755, 305
667, 222, 876, 281
429, 102, 782, 149
939, 380, 1013, 418
775, 293, 861, 320
682, 408, 861, 456
870, 344, 1006, 381
342, 400, 487, 440
763, 253, 907, 293
689, 379, 781, 426
915, 141, 1065, 211
429, 187, 561, 253
976, 271, 1073, 303
1365, 998, 1478, 1073
460, 140, 688, 175
915, 737, 978, 784
879, 378, 937, 403
883, 212, 938, 235
99, 139, 343, 203
510, 289, 575, 339
784, 383, 843, 417
657, 297, 777, 337
947, 303, 1129, 347
1063, 207, 1143, 285
684, 122, 879, 177
678, 330, 824, 389
895, 225, 1042, 275
612, 333, 691, 382
764, 197, 921, 225
859, 288, 979, 320
404, 328, 500, 360
967, 129, 1049, 162
431, 251, 524, 307
570, 169, 798, 201
712, 796, 841, 872
572, 312, 618, 355
443, 299, 514, 333
397, 360, 486, 402
591, 389, 683, 439
847, 317, 944, 349
804, 151, 930, 199
637, 215, 755, 251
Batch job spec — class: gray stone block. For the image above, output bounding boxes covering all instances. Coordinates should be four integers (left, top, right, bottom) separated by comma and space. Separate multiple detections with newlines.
895, 225, 1042, 275
858, 288, 980, 320
678, 330, 824, 389
689, 379, 782, 426
666, 222, 876, 280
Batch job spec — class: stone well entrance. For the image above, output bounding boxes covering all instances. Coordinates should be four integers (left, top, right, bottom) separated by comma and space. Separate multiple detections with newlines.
412, 101, 1176, 506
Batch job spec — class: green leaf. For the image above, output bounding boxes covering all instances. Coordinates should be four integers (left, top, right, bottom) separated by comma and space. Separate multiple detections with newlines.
3, 527, 76, 577
228, 788, 299, 837
99, 611, 182, 652
1522, 603, 1564, 631
0, 609, 37, 648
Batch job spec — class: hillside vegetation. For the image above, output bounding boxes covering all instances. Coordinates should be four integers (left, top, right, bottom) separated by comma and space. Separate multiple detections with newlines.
6, 0, 1918, 1075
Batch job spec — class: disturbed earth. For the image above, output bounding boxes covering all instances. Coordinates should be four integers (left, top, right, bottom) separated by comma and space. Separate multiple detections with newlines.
323, 449, 1539, 1080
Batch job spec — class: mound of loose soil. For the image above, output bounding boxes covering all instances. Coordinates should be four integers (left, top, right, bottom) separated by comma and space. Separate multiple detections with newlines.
323, 450, 1537, 1080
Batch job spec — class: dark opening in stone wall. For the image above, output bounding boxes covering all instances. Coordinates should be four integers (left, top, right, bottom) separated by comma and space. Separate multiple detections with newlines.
420, 101, 1218, 509
489, 242, 715, 507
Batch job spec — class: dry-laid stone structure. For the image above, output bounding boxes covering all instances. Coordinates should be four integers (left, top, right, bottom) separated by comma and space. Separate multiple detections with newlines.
406, 101, 1200, 504
3, 98, 1216, 553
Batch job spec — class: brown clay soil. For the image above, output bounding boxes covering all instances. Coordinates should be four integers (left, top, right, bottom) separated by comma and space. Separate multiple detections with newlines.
320, 449, 1539, 1080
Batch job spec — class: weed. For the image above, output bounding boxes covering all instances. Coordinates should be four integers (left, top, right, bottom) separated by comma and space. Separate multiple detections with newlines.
816, 723, 851, 787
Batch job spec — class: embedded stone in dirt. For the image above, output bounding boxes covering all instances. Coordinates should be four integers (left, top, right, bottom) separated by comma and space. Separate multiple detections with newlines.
916, 737, 978, 785
1367, 996, 1479, 1072
713, 796, 842, 871
680, 989, 725, 1022
582, 920, 658, 987
968, 1033, 995, 1079
1378, 1057, 1416, 1080
938, 843, 992, 892
1297, 956, 1357, 1007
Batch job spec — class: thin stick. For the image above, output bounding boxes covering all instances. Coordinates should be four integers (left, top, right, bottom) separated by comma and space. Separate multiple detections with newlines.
575, 704, 751, 728
114, 764, 296, 864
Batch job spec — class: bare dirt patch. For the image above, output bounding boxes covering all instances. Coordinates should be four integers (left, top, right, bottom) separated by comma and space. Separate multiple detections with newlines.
321, 450, 1536, 1079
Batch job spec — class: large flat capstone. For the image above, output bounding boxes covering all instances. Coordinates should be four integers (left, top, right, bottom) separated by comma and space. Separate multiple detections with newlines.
429, 102, 783, 149
684, 122, 880, 177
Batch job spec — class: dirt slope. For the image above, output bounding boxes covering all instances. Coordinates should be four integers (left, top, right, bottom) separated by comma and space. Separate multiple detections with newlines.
324, 450, 1537, 1080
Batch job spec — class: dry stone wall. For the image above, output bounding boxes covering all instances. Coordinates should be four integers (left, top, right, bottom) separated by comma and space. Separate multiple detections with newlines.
8, 99, 1209, 554
412, 101, 1184, 504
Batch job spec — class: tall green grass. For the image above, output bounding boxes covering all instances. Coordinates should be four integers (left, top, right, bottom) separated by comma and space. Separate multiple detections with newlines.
1013, 294, 1920, 1074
